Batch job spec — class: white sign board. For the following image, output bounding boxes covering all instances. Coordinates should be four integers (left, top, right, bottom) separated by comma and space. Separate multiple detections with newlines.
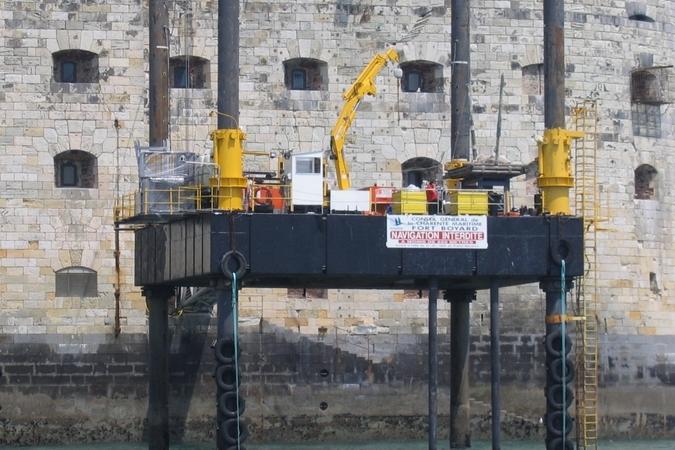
386, 215, 488, 249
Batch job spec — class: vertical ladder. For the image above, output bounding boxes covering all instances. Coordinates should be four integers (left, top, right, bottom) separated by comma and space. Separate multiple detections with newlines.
572, 100, 599, 450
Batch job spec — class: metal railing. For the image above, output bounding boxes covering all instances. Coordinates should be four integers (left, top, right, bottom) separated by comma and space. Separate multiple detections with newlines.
114, 183, 291, 221
114, 184, 518, 223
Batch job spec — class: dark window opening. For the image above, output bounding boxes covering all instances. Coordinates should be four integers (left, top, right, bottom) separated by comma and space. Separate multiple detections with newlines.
400, 60, 443, 93
632, 71, 659, 103
634, 164, 657, 200
627, 2, 655, 23
404, 290, 428, 299
402, 157, 441, 188
631, 67, 671, 105
631, 103, 661, 138
522, 63, 544, 95
306, 289, 327, 299
649, 272, 660, 294
629, 14, 655, 22
170, 56, 210, 89
52, 50, 99, 83
283, 58, 327, 91
54, 150, 98, 188
55, 266, 98, 298
287, 288, 328, 299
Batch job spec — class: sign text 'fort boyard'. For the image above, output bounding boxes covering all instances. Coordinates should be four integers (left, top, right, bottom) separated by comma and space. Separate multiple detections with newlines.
386, 215, 488, 249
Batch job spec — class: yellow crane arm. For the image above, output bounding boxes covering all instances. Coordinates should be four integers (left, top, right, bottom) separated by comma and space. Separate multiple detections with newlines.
330, 47, 399, 190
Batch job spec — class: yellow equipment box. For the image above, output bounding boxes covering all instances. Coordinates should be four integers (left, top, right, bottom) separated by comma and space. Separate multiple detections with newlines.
392, 190, 427, 215
446, 191, 489, 215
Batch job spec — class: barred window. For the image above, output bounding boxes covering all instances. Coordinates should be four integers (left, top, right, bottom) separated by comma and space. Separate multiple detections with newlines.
631, 104, 661, 138
55, 267, 98, 298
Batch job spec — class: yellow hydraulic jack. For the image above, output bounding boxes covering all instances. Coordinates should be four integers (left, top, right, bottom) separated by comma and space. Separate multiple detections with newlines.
443, 159, 467, 190
210, 128, 248, 211
537, 128, 584, 215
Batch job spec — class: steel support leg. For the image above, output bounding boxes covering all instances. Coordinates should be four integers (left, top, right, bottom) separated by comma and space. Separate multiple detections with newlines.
448, 290, 474, 448
145, 286, 172, 450
428, 279, 439, 450
541, 278, 574, 450
490, 282, 501, 450
450, 0, 472, 160
544, 0, 566, 129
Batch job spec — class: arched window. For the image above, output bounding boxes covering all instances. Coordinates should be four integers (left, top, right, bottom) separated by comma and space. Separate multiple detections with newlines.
631, 67, 669, 105
283, 58, 328, 91
52, 50, 99, 83
634, 164, 657, 200
401, 157, 442, 188
629, 13, 655, 22
169, 56, 210, 89
627, 2, 655, 22
54, 150, 98, 188
522, 63, 544, 95
55, 266, 97, 298
400, 61, 443, 93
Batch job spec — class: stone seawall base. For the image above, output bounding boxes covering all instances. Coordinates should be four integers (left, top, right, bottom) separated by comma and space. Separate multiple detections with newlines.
0, 318, 673, 445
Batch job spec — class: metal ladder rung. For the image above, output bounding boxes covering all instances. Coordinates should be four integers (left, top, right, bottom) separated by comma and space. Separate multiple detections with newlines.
574, 100, 599, 450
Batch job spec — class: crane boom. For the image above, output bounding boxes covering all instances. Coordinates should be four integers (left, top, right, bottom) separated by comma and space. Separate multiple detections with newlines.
330, 48, 399, 190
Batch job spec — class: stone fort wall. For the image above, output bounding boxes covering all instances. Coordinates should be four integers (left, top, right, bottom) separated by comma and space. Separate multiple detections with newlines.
0, 0, 674, 444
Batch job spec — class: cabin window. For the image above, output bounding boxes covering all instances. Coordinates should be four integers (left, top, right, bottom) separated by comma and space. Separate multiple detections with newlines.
296, 157, 321, 174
